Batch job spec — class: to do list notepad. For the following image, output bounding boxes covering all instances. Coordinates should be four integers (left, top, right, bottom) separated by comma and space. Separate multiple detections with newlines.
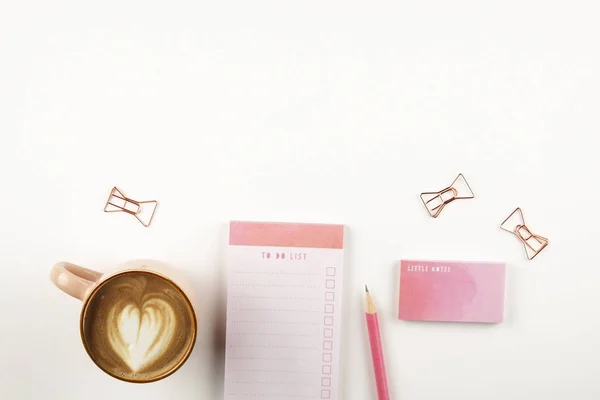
225, 221, 346, 400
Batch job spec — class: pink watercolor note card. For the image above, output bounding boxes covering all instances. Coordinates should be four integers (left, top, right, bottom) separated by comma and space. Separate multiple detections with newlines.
398, 259, 506, 323
225, 221, 346, 400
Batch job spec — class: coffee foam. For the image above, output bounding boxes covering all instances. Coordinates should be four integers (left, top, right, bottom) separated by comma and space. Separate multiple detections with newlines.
82, 272, 195, 381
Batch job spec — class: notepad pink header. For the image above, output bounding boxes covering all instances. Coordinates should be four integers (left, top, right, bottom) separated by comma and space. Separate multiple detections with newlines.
229, 221, 345, 249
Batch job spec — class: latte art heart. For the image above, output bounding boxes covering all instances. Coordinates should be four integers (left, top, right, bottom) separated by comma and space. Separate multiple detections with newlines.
107, 298, 177, 372
82, 271, 196, 382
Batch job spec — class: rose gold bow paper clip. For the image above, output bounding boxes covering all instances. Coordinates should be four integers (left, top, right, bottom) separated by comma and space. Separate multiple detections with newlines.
500, 207, 548, 260
420, 173, 475, 218
103, 187, 158, 227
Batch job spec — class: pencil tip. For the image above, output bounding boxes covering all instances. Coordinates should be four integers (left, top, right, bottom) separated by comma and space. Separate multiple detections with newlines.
365, 285, 369, 292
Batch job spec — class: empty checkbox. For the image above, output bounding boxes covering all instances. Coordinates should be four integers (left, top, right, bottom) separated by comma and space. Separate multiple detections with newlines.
322, 365, 332, 374
325, 292, 335, 301
324, 316, 334, 326
324, 328, 333, 338
321, 377, 331, 387
324, 304, 334, 313
326, 267, 336, 276
322, 353, 332, 362
325, 279, 335, 289
321, 389, 331, 399
323, 341, 333, 350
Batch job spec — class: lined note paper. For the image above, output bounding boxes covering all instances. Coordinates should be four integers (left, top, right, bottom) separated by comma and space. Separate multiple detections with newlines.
225, 221, 346, 400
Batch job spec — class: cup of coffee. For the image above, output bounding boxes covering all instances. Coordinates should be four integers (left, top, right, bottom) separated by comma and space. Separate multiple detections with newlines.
50, 259, 197, 383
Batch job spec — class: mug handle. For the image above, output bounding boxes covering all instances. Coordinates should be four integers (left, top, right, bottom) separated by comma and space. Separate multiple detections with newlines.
50, 262, 104, 301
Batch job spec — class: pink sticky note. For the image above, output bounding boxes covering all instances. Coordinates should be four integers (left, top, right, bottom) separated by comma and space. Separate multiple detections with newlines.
398, 259, 506, 323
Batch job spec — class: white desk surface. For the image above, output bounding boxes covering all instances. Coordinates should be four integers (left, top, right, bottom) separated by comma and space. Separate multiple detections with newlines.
1, 2, 599, 399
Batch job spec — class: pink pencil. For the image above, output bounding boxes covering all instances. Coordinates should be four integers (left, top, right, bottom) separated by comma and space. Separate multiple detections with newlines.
365, 286, 390, 400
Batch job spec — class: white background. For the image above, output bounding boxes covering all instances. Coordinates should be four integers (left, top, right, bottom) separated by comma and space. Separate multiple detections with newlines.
1, 2, 599, 399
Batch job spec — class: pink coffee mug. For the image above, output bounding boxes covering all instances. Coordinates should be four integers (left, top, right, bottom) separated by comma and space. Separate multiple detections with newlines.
50, 259, 197, 383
